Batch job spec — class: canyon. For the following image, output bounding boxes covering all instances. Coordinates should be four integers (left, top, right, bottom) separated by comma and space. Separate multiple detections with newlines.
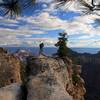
0, 47, 85, 100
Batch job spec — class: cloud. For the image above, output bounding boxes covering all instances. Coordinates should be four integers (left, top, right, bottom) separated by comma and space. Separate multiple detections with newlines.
36, 0, 53, 3
0, 35, 57, 47
26, 12, 100, 35
0, 28, 45, 35
0, 11, 100, 47
0, 1, 100, 47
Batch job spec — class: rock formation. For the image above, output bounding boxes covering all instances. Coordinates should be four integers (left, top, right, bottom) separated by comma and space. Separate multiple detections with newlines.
79, 53, 100, 100
0, 48, 86, 100
27, 54, 86, 100
0, 83, 22, 100
0, 48, 21, 87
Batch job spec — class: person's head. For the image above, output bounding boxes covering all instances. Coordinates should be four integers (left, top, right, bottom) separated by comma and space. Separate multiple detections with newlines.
39, 43, 44, 49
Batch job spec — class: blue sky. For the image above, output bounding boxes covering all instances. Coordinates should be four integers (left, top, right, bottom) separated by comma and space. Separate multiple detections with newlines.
0, 0, 100, 47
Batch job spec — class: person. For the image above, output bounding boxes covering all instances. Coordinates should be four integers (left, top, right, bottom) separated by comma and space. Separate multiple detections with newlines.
39, 43, 44, 54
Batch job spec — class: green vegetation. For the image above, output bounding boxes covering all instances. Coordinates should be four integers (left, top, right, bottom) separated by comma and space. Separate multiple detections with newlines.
72, 65, 80, 85
57, 0, 100, 14
54, 32, 81, 61
72, 73, 80, 85
0, 0, 100, 18
71, 57, 81, 65
55, 32, 68, 58
0, 0, 35, 18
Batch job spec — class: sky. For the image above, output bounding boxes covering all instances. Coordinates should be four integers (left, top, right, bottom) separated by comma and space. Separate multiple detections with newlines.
0, 0, 100, 47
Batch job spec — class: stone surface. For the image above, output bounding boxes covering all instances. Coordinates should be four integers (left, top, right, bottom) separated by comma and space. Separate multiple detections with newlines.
27, 54, 85, 100
27, 76, 73, 100
0, 83, 22, 100
0, 48, 21, 87
0, 48, 86, 100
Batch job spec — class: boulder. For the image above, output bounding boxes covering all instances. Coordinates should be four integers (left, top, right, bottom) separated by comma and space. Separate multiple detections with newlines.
0, 83, 22, 100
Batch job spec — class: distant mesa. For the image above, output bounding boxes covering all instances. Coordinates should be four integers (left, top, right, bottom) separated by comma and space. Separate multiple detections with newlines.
15, 49, 32, 62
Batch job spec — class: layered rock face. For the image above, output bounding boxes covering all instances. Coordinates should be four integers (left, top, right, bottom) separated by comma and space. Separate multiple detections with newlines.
0, 48, 85, 100
27, 55, 86, 100
0, 48, 21, 87
79, 54, 100, 100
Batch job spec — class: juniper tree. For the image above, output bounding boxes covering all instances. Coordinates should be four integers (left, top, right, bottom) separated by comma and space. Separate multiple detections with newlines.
55, 32, 68, 58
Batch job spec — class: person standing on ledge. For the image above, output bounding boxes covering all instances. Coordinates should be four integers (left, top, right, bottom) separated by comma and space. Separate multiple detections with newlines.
39, 43, 44, 55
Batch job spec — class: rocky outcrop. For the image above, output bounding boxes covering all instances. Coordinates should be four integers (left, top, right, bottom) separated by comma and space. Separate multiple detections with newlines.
0, 83, 22, 100
0, 48, 86, 100
15, 49, 32, 62
27, 54, 86, 100
27, 76, 73, 100
0, 48, 21, 87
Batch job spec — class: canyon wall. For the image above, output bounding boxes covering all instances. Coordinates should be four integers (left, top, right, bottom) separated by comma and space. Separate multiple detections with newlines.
0, 48, 85, 100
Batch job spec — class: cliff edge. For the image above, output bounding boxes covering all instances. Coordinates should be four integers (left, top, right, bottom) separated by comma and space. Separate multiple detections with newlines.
0, 48, 21, 87
0, 48, 86, 100
26, 54, 86, 100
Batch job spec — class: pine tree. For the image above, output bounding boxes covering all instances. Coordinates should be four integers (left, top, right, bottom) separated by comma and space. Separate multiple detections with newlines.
0, 0, 36, 18
55, 32, 68, 58
0, 0, 100, 17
